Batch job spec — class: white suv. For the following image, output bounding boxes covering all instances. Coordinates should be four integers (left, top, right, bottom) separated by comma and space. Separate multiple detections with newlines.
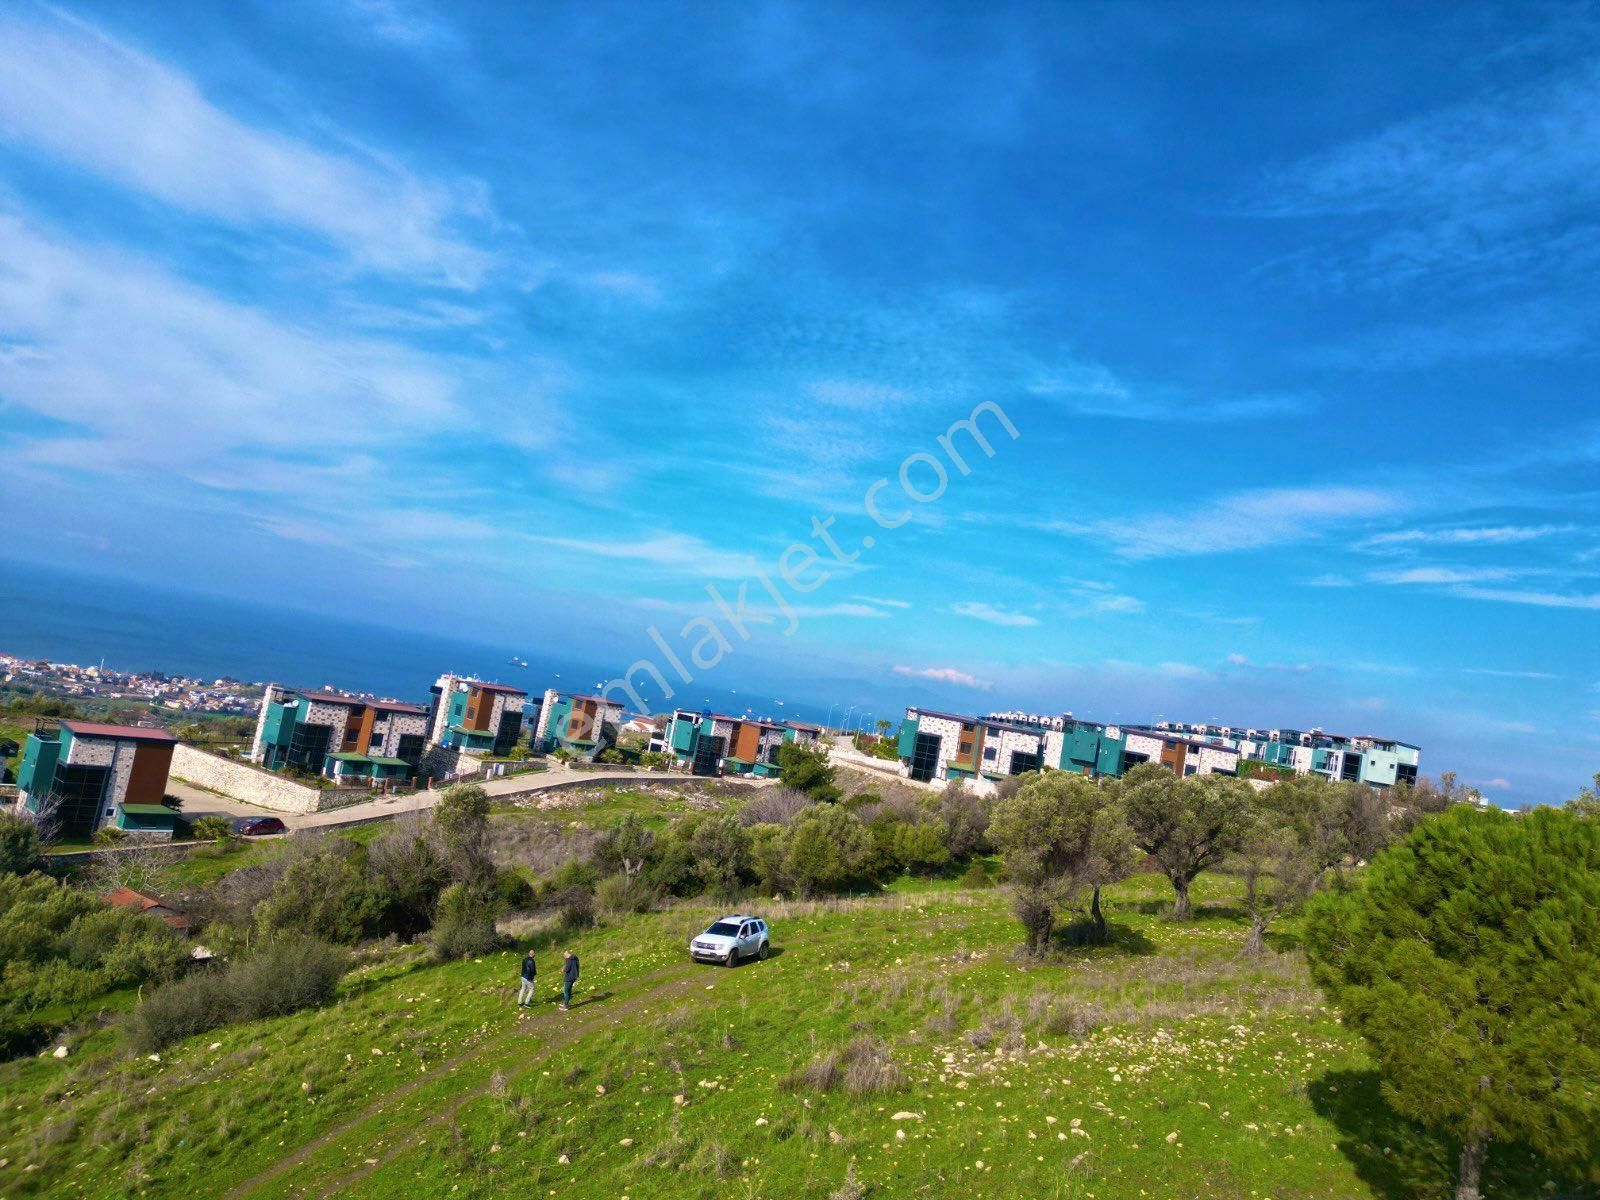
690, 915, 770, 966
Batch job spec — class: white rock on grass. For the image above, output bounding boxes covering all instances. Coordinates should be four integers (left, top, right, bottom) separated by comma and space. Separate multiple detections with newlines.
890, 1112, 921, 1121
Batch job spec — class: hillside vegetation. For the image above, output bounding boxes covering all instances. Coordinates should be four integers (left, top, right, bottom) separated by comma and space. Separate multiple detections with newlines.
1, 867, 1588, 1200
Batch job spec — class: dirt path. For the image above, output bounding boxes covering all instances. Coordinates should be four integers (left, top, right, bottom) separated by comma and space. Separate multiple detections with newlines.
224, 963, 704, 1200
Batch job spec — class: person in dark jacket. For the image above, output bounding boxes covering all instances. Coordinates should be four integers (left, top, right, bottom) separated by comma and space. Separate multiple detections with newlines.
517, 949, 537, 1007
559, 950, 579, 1010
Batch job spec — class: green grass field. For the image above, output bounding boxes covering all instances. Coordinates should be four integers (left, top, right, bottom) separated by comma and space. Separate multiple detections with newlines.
1, 861, 1581, 1200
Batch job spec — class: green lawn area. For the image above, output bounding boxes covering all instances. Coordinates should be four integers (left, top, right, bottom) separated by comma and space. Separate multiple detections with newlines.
0, 869, 1579, 1200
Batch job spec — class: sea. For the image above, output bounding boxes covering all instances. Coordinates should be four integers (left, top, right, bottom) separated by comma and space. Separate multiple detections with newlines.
0, 558, 818, 720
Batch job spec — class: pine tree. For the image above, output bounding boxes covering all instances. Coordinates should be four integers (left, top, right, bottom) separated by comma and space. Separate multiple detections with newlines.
1303, 805, 1600, 1200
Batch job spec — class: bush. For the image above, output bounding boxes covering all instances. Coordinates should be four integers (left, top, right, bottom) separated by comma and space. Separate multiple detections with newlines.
785, 805, 875, 896
426, 883, 502, 963
229, 937, 351, 1018
0, 811, 42, 875
92, 826, 128, 847
496, 868, 534, 911
128, 936, 348, 1052
596, 872, 658, 915
959, 859, 993, 889
127, 970, 232, 1052
555, 887, 595, 932
776, 743, 841, 802
191, 816, 233, 842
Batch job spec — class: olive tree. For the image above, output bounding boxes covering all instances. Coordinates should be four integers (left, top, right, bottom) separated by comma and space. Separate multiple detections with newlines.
1304, 805, 1600, 1200
989, 772, 1135, 954
1119, 765, 1252, 919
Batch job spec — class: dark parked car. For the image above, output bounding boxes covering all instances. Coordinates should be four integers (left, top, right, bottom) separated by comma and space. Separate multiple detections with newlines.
234, 816, 287, 836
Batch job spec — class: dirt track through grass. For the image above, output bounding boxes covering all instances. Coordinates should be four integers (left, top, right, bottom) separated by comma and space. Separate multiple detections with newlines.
226, 963, 700, 1199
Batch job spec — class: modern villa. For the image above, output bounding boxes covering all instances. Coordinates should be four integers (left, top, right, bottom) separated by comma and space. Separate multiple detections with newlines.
531, 689, 623, 760
425, 675, 529, 758
249, 685, 429, 783
15, 720, 178, 838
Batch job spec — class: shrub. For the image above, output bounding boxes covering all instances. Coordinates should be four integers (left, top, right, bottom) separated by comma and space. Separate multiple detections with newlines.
958, 859, 993, 889
0, 811, 42, 875
556, 887, 595, 932
128, 936, 349, 1052
426, 883, 503, 963
776, 743, 841, 802
496, 868, 534, 911
190, 816, 233, 842
92, 826, 128, 847
228, 936, 350, 1018
596, 872, 658, 915
127, 970, 233, 1053
253, 844, 380, 944
784, 805, 875, 897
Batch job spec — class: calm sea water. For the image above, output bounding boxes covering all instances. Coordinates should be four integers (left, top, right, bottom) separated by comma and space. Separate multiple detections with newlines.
0, 559, 828, 722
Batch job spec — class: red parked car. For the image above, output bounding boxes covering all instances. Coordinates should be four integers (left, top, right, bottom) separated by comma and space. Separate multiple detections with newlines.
234, 816, 287, 836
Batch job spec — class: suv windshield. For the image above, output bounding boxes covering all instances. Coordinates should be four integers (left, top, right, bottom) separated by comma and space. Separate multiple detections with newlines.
706, 922, 740, 936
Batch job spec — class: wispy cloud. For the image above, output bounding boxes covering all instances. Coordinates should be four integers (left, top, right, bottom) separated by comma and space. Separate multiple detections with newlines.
1102, 658, 1210, 681
1360, 525, 1574, 551
531, 533, 755, 580
951, 600, 1040, 627
1252, 55, 1600, 294
0, 211, 478, 481
851, 593, 911, 609
1029, 364, 1312, 422
1060, 486, 1403, 560
1462, 668, 1559, 681
1225, 653, 1311, 674
1368, 566, 1524, 586
1449, 586, 1600, 610
0, 8, 491, 284
892, 664, 989, 689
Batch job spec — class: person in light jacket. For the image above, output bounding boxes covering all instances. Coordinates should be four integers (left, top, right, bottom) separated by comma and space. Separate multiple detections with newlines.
516, 949, 537, 1007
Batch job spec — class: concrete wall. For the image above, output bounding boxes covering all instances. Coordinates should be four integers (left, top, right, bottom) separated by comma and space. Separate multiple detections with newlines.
170, 743, 329, 814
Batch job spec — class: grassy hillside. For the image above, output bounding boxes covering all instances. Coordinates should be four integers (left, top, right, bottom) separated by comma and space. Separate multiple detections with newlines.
0, 868, 1580, 1200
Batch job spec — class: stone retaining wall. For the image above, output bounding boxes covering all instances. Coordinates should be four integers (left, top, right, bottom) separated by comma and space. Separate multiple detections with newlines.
170, 744, 329, 814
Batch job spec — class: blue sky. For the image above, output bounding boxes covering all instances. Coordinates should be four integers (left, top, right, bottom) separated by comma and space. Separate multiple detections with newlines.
1, 1, 1597, 805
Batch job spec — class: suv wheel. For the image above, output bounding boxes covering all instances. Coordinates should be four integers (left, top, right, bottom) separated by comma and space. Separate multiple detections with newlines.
757, 941, 769, 961
724, 948, 738, 968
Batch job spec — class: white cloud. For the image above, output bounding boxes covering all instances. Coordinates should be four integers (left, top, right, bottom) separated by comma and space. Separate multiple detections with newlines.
1305, 573, 1356, 588
892, 665, 990, 689
851, 594, 911, 609
1253, 57, 1600, 292
0, 9, 490, 284
348, 0, 459, 46
1482, 778, 1513, 791
951, 601, 1040, 627
0, 212, 469, 481
1102, 658, 1210, 680
1462, 668, 1559, 681
806, 379, 912, 409
1361, 525, 1573, 549
1369, 566, 1523, 585
1449, 586, 1600, 610
1063, 486, 1403, 559
1225, 653, 1312, 674
533, 533, 755, 580
1029, 363, 1311, 421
